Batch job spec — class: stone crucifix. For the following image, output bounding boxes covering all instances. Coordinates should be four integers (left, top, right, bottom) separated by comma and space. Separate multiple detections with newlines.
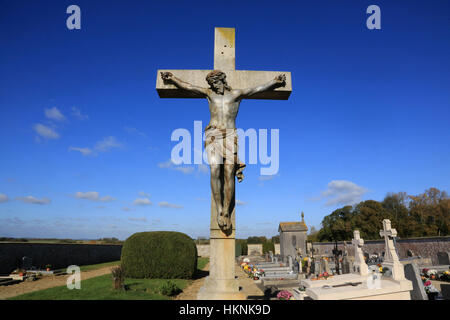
156, 28, 291, 233
156, 27, 292, 299
352, 230, 369, 276
380, 219, 405, 280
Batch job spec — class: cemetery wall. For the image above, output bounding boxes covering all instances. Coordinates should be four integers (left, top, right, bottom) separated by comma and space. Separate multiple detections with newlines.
0, 243, 122, 274
274, 243, 280, 255
247, 244, 263, 255
312, 236, 450, 265
196, 244, 210, 257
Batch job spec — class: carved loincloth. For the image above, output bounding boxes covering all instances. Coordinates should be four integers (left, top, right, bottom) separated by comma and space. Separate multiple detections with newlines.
204, 125, 246, 182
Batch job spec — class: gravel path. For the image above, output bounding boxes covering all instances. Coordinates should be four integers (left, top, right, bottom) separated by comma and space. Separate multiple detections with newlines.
0, 265, 118, 300
175, 262, 265, 300
174, 263, 210, 300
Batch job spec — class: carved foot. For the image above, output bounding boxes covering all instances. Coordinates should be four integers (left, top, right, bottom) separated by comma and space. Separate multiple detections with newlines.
223, 214, 231, 230
217, 212, 225, 228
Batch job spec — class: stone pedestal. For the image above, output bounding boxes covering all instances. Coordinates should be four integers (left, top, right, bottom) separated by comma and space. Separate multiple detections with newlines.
197, 195, 246, 300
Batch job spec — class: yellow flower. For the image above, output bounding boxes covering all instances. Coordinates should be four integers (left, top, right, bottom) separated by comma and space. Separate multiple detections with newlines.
379, 267, 383, 272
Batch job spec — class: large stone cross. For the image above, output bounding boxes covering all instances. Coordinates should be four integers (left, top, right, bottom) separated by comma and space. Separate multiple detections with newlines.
380, 219, 405, 280
155, 27, 292, 300
156, 27, 292, 100
352, 230, 368, 276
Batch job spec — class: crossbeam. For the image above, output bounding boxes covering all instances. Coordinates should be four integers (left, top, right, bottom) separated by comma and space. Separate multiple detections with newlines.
156, 28, 292, 100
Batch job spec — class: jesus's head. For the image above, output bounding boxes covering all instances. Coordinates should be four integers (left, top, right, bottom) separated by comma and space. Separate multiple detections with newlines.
206, 70, 232, 94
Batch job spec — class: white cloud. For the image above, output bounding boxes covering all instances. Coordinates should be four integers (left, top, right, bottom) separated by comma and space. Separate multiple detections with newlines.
16, 196, 51, 205
45, 107, 65, 121
157, 159, 195, 174
128, 217, 148, 222
69, 136, 122, 157
68, 147, 93, 156
133, 198, 152, 206
236, 199, 246, 206
197, 164, 209, 174
124, 126, 147, 138
99, 195, 115, 202
158, 201, 183, 209
259, 174, 277, 181
73, 191, 115, 202
316, 180, 368, 206
94, 136, 122, 152
138, 191, 150, 198
33, 123, 59, 139
0, 194, 9, 203
122, 207, 131, 212
71, 107, 89, 120
74, 191, 99, 201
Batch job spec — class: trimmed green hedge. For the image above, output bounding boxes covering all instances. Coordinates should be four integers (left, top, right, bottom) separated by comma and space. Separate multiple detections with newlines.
121, 231, 197, 279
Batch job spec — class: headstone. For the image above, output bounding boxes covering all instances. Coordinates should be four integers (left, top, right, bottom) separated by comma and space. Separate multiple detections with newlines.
314, 260, 321, 275
287, 255, 293, 270
321, 258, 330, 274
437, 252, 450, 265
307, 242, 312, 255
22, 256, 32, 270
380, 219, 406, 281
404, 263, 428, 300
352, 230, 369, 276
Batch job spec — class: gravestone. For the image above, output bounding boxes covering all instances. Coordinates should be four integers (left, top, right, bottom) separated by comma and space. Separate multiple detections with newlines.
404, 263, 428, 300
342, 256, 350, 274
437, 252, 450, 265
380, 219, 406, 281
321, 258, 330, 274
352, 230, 369, 276
287, 255, 293, 270
314, 260, 321, 275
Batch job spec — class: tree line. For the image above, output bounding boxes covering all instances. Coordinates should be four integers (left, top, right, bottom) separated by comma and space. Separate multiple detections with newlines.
309, 187, 449, 242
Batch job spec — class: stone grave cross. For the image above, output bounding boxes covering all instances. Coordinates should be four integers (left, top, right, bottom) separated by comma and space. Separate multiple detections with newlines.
156, 27, 292, 300
352, 230, 369, 276
380, 219, 405, 280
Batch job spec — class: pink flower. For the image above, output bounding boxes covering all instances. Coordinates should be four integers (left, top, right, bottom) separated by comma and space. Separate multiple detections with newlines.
424, 280, 432, 287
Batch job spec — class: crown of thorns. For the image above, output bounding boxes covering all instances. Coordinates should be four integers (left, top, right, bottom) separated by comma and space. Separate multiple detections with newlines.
206, 70, 227, 84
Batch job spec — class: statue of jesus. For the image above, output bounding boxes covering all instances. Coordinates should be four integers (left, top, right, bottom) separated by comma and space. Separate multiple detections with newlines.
161, 70, 286, 231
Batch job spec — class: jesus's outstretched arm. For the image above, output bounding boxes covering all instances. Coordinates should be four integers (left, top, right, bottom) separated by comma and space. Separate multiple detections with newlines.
237, 74, 286, 99
160, 72, 208, 97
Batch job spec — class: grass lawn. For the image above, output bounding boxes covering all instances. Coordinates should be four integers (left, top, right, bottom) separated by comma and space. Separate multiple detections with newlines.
197, 257, 209, 270
9, 257, 210, 300
9, 274, 190, 300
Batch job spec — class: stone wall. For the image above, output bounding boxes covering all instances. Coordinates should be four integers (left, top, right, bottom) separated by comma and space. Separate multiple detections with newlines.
274, 243, 280, 255
247, 244, 263, 255
0, 243, 122, 275
312, 236, 450, 265
196, 244, 210, 257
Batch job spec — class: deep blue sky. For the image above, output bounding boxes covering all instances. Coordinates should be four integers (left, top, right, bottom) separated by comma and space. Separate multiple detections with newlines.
1, 0, 449, 240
